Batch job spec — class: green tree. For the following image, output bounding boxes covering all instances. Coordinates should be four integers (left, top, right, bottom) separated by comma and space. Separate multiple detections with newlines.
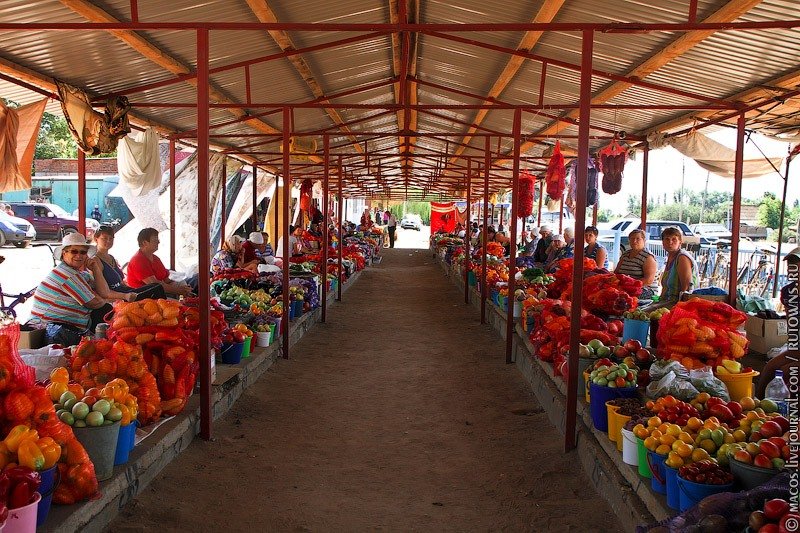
35, 112, 77, 160
757, 191, 782, 229
596, 208, 614, 223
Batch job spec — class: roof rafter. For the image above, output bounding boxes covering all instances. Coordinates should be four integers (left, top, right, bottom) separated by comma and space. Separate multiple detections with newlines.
389, 0, 420, 178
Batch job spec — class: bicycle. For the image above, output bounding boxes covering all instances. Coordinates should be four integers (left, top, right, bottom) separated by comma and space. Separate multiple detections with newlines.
737, 248, 775, 298
0, 243, 57, 318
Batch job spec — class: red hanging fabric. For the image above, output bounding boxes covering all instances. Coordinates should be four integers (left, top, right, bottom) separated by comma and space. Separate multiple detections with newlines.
299, 178, 313, 212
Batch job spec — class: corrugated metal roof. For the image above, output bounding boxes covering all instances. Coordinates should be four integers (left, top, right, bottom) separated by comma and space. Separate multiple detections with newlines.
0, 0, 797, 197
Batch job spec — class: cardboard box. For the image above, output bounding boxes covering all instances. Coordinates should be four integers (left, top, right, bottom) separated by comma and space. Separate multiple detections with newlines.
18, 326, 46, 350
745, 315, 788, 355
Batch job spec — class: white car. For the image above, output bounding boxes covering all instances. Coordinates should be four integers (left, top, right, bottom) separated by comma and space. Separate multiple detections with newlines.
0, 211, 36, 247
690, 223, 733, 244
400, 214, 422, 230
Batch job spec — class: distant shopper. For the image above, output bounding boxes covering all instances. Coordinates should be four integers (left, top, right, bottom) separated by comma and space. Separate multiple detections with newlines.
615, 229, 658, 297
383, 210, 390, 225
127, 228, 193, 297
522, 227, 540, 257
533, 225, 552, 264
387, 212, 397, 248
91, 205, 102, 222
583, 226, 608, 269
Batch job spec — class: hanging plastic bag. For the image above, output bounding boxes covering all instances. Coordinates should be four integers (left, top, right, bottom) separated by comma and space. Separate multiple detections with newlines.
599, 139, 627, 194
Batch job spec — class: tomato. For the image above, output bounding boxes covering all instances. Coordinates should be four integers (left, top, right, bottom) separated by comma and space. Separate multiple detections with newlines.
764, 499, 790, 521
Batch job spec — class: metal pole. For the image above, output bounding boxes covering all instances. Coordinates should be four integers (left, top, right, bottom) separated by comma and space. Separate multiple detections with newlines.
321, 135, 329, 322
465, 158, 472, 305
273, 167, 279, 250
220, 157, 227, 243
559, 196, 564, 233
481, 137, 490, 324
252, 164, 258, 230
566, 29, 593, 452
592, 194, 599, 226
773, 153, 792, 298
169, 139, 176, 270
506, 108, 522, 364
728, 113, 746, 307
641, 143, 649, 230
196, 28, 212, 441
282, 107, 291, 359
537, 178, 544, 225
77, 150, 86, 236
337, 157, 344, 302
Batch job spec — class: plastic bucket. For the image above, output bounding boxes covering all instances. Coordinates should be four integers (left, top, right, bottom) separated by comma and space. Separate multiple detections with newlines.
292, 300, 304, 318
676, 475, 733, 512
664, 466, 680, 510
583, 370, 591, 403
127, 420, 138, 452
114, 422, 137, 465
716, 371, 759, 402
606, 403, 621, 442
589, 383, 638, 432
490, 290, 499, 306
647, 451, 667, 494
270, 322, 278, 344
729, 456, 779, 489
241, 336, 252, 358
288, 302, 295, 320
622, 318, 649, 347
36, 466, 59, 527
256, 331, 271, 347
220, 342, 244, 364
607, 404, 632, 452
73, 421, 120, 481
513, 301, 522, 318
5, 492, 41, 533
468, 271, 476, 286
637, 438, 652, 478
621, 429, 638, 466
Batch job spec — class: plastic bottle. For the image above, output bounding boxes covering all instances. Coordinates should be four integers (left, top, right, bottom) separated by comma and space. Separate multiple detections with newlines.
764, 370, 790, 416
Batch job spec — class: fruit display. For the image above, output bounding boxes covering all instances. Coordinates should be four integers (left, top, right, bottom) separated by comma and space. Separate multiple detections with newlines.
623, 309, 649, 321
607, 398, 650, 419
649, 308, 669, 321
613, 339, 655, 365
655, 299, 749, 370
715, 359, 754, 375
646, 396, 700, 426
589, 362, 637, 388
579, 339, 611, 359
678, 460, 733, 485
109, 299, 181, 329
728, 435, 790, 470
748, 498, 798, 532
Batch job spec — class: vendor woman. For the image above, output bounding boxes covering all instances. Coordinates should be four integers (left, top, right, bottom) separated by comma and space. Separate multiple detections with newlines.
30, 233, 135, 346
647, 226, 698, 309
614, 229, 658, 298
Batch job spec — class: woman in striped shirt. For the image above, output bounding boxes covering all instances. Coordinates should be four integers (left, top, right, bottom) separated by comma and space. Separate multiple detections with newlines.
614, 229, 658, 297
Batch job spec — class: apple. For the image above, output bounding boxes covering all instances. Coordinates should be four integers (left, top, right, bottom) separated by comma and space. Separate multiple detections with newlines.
727, 401, 743, 417
635, 348, 653, 362
764, 499, 790, 521
772, 416, 790, 433
753, 454, 773, 469
733, 449, 752, 464
232, 331, 246, 343
623, 339, 642, 352
760, 421, 783, 439
587, 339, 604, 352
613, 345, 628, 359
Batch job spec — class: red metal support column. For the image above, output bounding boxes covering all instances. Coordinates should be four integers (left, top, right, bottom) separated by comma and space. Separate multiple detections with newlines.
169, 140, 176, 270
773, 152, 793, 298
221, 157, 227, 242
273, 170, 279, 250
251, 164, 258, 230
537, 178, 544, 225
506, 108, 522, 364
282, 107, 291, 359
728, 113, 746, 307
337, 157, 343, 302
321, 135, 330, 322
196, 28, 212, 441
481, 137, 490, 324
559, 196, 564, 233
465, 158, 472, 304
77, 151, 86, 236
566, 29, 594, 452
641, 143, 650, 230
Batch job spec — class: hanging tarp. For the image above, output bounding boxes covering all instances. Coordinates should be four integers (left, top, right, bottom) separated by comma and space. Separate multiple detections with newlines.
0, 100, 22, 192
652, 131, 784, 178
117, 127, 161, 196
56, 81, 131, 155
0, 99, 47, 192
430, 202, 457, 234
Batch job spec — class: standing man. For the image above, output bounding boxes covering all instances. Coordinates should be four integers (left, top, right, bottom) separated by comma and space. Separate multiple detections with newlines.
388, 212, 397, 248
91, 204, 103, 222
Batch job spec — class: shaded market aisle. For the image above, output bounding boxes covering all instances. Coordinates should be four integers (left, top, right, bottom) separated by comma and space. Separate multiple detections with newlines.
109, 248, 621, 532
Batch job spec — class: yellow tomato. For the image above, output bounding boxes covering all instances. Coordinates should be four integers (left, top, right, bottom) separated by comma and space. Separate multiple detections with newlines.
685, 417, 703, 431
691, 448, 711, 462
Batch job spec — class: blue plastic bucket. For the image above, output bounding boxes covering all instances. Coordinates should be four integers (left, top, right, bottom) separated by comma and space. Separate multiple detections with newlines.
288, 302, 295, 320
220, 342, 244, 364
36, 466, 59, 527
676, 475, 734, 512
468, 271, 476, 286
664, 465, 680, 510
622, 318, 649, 347
647, 451, 667, 494
589, 383, 639, 432
114, 422, 137, 465
490, 290, 499, 305
292, 300, 304, 318
128, 420, 138, 452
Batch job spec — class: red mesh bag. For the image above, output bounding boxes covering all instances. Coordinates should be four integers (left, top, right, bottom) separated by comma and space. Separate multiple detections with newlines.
518, 172, 535, 218
545, 142, 566, 199
0, 323, 35, 387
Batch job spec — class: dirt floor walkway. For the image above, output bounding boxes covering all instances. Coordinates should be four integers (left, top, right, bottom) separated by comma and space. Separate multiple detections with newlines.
109, 248, 620, 532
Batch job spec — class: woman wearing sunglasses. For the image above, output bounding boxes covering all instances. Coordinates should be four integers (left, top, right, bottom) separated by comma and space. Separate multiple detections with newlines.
30, 232, 134, 346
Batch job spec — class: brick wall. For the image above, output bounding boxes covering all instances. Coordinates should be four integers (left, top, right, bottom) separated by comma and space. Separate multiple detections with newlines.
34, 158, 118, 175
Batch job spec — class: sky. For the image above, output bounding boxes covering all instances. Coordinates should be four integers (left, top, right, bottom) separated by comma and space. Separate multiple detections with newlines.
599, 129, 796, 216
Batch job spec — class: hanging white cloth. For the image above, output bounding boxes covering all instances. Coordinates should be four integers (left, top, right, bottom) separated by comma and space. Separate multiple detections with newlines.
653, 131, 784, 178
117, 127, 161, 196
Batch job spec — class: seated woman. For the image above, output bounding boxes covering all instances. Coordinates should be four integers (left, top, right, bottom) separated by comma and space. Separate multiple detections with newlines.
645, 226, 698, 310
30, 233, 135, 346
614, 229, 658, 298
93, 226, 166, 300
545, 234, 573, 272
259, 232, 274, 258
583, 226, 608, 269
211, 235, 260, 276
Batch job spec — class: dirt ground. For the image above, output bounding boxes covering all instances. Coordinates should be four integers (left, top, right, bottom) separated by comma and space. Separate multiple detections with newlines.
108, 247, 621, 532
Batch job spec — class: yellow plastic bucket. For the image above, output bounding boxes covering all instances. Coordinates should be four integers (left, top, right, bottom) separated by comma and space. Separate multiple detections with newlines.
609, 406, 632, 452
716, 371, 759, 402
606, 402, 620, 442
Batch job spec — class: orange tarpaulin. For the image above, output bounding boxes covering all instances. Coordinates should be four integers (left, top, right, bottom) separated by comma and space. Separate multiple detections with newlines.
0, 98, 46, 193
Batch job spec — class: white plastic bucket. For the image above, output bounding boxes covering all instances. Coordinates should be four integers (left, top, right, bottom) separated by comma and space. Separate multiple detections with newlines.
513, 301, 523, 318
621, 428, 638, 466
256, 332, 271, 347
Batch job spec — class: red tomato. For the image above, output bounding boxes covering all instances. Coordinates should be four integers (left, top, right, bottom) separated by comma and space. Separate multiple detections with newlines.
764, 499, 790, 521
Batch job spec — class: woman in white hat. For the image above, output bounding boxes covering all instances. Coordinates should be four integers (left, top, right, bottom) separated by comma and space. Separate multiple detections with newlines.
211, 235, 259, 276
30, 232, 134, 345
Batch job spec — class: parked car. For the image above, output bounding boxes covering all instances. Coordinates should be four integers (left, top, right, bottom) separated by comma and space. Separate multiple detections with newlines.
690, 223, 733, 244
602, 219, 700, 250
8, 202, 99, 241
401, 214, 422, 230
0, 212, 35, 248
